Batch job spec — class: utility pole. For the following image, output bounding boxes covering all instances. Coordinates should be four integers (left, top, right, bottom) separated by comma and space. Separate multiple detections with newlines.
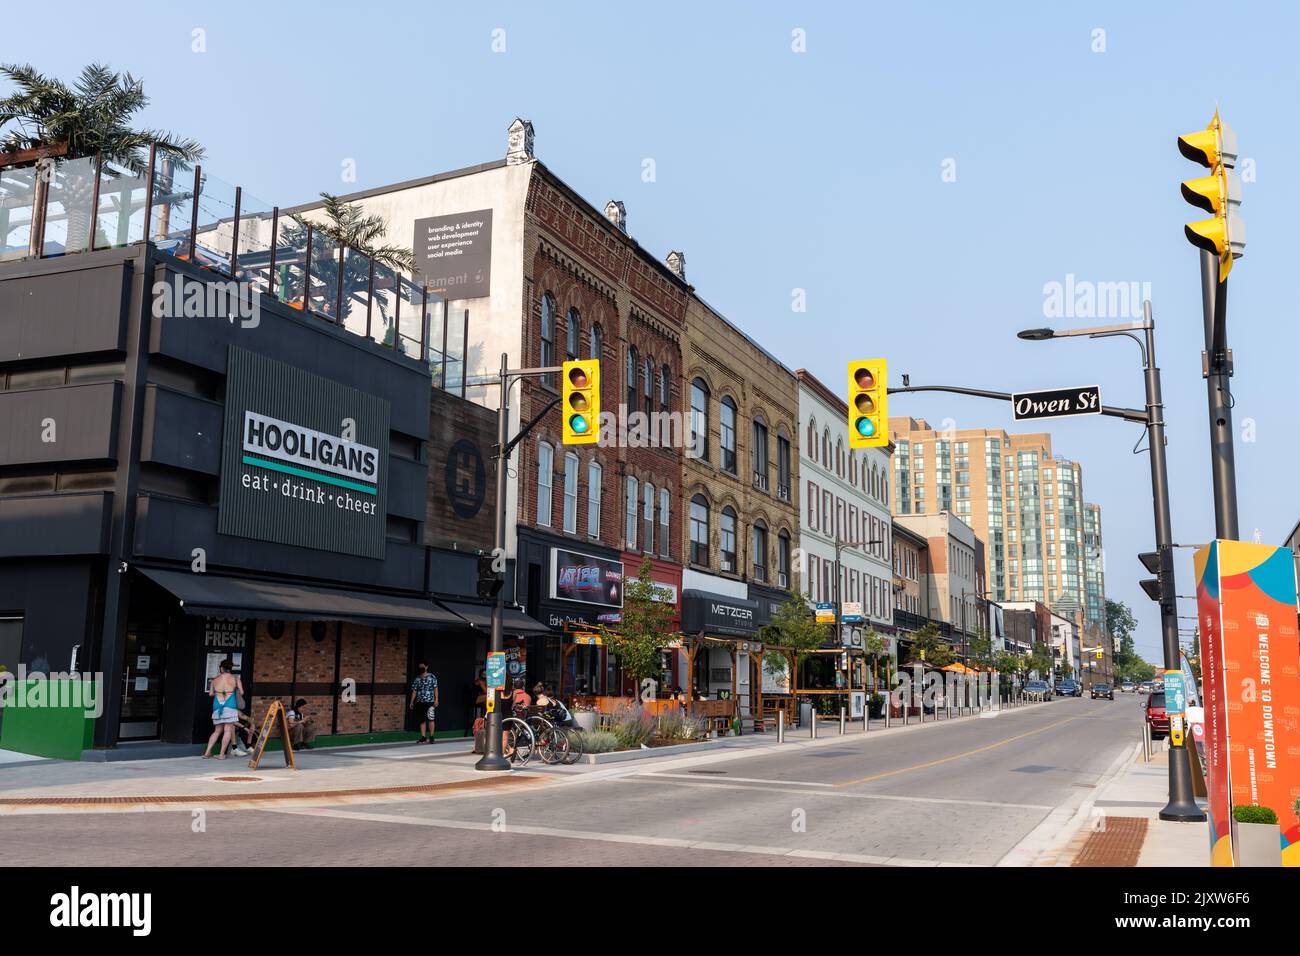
1198, 249, 1239, 539
476, 353, 563, 772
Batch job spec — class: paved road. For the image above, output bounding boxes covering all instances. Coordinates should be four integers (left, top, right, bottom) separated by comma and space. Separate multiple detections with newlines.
0, 696, 1141, 866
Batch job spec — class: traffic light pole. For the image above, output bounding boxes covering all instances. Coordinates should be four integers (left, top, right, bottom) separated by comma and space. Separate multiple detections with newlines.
892, 302, 1204, 820
1199, 250, 1240, 540
476, 353, 563, 772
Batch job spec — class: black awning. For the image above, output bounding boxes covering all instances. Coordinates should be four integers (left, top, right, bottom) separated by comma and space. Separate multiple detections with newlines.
438, 600, 551, 636
138, 567, 466, 630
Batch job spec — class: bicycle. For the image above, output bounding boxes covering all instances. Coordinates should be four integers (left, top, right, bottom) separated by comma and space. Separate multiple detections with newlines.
501, 716, 534, 766
526, 709, 584, 766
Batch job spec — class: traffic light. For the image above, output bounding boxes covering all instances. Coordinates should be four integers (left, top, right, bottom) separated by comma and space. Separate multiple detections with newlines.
562, 359, 600, 445
1178, 110, 1245, 280
1138, 547, 1175, 615
847, 359, 887, 449
477, 553, 504, 601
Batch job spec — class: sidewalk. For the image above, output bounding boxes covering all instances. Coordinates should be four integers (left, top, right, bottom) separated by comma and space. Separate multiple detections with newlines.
1040, 742, 1209, 867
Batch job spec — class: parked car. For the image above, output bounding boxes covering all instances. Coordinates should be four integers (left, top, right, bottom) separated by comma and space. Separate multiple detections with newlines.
1091, 683, 1114, 700
1138, 681, 1155, 694
1057, 679, 1082, 698
1120, 681, 1136, 693
1024, 680, 1051, 701
1145, 691, 1169, 738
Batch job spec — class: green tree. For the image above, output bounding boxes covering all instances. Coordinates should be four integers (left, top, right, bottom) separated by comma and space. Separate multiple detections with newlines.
758, 596, 830, 687
0, 63, 203, 254
906, 622, 954, 668
1026, 645, 1054, 680
600, 558, 675, 695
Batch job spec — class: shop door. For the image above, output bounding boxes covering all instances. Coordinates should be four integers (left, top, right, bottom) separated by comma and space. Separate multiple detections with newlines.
119, 625, 167, 741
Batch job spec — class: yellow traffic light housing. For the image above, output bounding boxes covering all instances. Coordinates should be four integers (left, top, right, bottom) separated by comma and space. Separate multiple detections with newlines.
847, 360, 887, 449
1178, 110, 1244, 280
562, 359, 600, 445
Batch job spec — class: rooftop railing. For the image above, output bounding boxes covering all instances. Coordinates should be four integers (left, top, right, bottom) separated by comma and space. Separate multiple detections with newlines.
0, 147, 469, 396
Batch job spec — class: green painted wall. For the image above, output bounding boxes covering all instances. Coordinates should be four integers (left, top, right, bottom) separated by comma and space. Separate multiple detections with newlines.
0, 679, 97, 760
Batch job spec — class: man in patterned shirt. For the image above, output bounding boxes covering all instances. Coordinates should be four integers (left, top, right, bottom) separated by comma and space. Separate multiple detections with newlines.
409, 662, 439, 744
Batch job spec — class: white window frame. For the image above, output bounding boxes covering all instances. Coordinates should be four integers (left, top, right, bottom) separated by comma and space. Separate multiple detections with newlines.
536, 442, 554, 527
587, 461, 602, 538
563, 452, 579, 534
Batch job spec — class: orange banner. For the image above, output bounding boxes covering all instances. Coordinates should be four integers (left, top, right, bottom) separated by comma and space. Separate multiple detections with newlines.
1195, 540, 1300, 866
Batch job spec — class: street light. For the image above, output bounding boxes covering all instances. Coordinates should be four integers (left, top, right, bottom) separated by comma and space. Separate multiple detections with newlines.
1018, 303, 1205, 823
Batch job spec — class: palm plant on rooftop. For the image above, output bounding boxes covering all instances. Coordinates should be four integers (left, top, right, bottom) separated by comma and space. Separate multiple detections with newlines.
0, 63, 204, 255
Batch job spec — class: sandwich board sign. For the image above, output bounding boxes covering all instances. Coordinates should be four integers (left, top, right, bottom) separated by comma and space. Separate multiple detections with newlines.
247, 699, 297, 770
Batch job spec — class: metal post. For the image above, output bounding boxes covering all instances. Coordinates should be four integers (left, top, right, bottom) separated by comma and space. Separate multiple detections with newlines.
142, 143, 156, 244
810, 709, 817, 739
188, 164, 201, 262
302, 223, 313, 311
87, 153, 102, 252
839, 706, 845, 735
268, 207, 279, 298
419, 285, 429, 363
1144, 303, 1206, 822
230, 185, 241, 277
461, 309, 470, 398
777, 708, 785, 743
365, 260, 374, 339
392, 274, 401, 350
1198, 251, 1239, 539
334, 244, 345, 322
476, 352, 512, 772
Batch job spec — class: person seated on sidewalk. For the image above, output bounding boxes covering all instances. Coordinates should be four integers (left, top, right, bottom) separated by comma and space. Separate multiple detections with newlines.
286, 698, 317, 750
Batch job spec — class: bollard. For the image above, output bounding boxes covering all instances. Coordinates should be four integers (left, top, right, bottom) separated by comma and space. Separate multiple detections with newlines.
947, 700, 952, 720
884, 698, 891, 730
811, 711, 818, 739
778, 708, 785, 743
863, 704, 869, 733
839, 706, 846, 735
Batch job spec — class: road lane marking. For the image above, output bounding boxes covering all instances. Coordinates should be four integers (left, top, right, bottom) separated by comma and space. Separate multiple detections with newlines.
620, 775, 1052, 810
834, 716, 1083, 788
264, 805, 977, 867
641, 772, 834, 788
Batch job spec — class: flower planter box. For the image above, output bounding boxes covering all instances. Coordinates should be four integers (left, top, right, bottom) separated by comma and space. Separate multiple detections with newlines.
573, 711, 599, 732
1231, 819, 1282, 867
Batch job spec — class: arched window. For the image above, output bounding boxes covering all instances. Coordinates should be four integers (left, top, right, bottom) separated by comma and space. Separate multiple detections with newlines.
625, 476, 638, 550
720, 506, 738, 572
849, 451, 857, 485
626, 346, 638, 414
823, 429, 832, 468
836, 438, 844, 478
587, 461, 602, 538
642, 357, 653, 414
807, 419, 817, 462
752, 415, 769, 490
660, 364, 670, 410
752, 520, 769, 583
589, 323, 603, 360
777, 529, 791, 588
540, 293, 556, 382
565, 308, 580, 361
658, 487, 670, 558
690, 378, 710, 462
536, 442, 554, 527
642, 482, 655, 554
563, 452, 579, 533
690, 494, 710, 566
720, 397, 738, 474
776, 429, 791, 502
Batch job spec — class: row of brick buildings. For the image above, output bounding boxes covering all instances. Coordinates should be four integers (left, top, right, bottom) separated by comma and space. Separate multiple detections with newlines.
303, 118, 1113, 696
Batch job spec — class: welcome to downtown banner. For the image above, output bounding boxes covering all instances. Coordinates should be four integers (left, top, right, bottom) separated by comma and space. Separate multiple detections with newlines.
1195, 540, 1300, 866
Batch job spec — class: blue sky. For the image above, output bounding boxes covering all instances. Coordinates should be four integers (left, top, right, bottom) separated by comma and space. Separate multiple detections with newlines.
9, 1, 1298, 662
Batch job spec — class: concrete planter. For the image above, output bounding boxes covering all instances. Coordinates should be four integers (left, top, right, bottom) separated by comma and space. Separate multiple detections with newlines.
580, 738, 720, 764
1231, 819, 1282, 867
573, 711, 599, 732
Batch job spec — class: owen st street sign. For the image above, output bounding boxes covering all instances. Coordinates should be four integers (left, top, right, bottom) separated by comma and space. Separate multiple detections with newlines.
1011, 384, 1102, 422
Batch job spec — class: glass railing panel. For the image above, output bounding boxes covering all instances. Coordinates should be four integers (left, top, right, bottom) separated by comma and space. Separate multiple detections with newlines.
271, 214, 308, 310
370, 261, 400, 350
337, 247, 372, 339
396, 274, 425, 357
145, 155, 197, 255
233, 192, 274, 292
41, 155, 98, 256
0, 164, 38, 261
425, 297, 447, 388
92, 157, 148, 250
190, 170, 239, 274
307, 230, 342, 321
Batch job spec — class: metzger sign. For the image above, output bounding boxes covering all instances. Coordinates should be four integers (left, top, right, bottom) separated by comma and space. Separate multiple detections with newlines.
219, 347, 390, 558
